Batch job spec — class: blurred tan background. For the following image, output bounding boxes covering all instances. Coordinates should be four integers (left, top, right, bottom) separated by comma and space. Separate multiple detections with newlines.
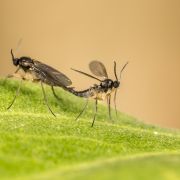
0, 0, 180, 128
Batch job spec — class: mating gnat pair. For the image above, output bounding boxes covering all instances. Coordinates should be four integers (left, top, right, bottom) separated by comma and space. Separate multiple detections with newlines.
7, 49, 128, 127
68, 61, 128, 127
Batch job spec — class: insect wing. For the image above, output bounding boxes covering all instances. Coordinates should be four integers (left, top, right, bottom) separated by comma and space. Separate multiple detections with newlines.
89, 61, 108, 78
34, 61, 72, 87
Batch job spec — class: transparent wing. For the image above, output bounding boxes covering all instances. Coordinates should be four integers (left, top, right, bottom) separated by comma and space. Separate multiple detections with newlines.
34, 60, 72, 87
89, 61, 108, 78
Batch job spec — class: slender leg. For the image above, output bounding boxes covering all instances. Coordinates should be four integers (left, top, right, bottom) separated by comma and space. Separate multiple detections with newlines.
107, 95, 112, 120
51, 86, 62, 101
41, 81, 56, 117
8, 67, 21, 78
14, 67, 21, 74
91, 98, 98, 127
114, 89, 118, 118
3, 67, 20, 85
75, 98, 89, 121
7, 80, 22, 110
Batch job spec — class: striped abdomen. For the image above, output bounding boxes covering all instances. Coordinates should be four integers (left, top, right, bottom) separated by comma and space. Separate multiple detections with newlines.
66, 87, 95, 98
66, 85, 115, 100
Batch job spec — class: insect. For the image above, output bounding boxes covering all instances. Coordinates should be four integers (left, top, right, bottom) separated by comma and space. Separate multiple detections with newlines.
67, 60, 128, 127
7, 49, 72, 116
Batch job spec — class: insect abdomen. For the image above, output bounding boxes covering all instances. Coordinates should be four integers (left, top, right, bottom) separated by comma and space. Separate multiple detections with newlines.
67, 87, 95, 98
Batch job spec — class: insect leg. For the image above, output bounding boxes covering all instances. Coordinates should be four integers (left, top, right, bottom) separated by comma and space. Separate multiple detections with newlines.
107, 95, 112, 120
7, 80, 22, 110
75, 98, 89, 121
114, 89, 118, 118
91, 98, 98, 127
14, 67, 21, 74
51, 86, 62, 102
41, 81, 56, 117
3, 67, 21, 85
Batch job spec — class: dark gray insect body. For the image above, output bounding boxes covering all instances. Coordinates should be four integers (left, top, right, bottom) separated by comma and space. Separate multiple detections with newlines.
8, 49, 72, 116
69, 79, 117, 99
68, 60, 128, 127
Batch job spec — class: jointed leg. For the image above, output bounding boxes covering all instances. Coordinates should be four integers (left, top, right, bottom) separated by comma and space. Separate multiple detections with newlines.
7, 80, 22, 110
107, 95, 112, 120
75, 98, 89, 121
3, 67, 21, 85
91, 98, 98, 127
41, 81, 56, 117
114, 89, 118, 118
51, 86, 62, 102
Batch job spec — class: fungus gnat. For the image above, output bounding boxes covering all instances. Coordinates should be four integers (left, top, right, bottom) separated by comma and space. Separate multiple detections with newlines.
68, 60, 128, 127
7, 49, 72, 116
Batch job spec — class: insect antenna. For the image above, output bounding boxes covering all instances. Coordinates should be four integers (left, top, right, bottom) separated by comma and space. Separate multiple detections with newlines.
114, 61, 118, 81
10, 38, 23, 61
15, 38, 23, 53
119, 62, 129, 80
10, 49, 15, 60
113, 61, 128, 119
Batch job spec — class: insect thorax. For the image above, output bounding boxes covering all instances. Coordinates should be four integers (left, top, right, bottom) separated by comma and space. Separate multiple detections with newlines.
90, 82, 116, 101
100, 79, 114, 91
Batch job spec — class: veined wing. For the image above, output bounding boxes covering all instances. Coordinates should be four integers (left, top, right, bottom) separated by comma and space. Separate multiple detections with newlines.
89, 61, 108, 78
33, 60, 72, 87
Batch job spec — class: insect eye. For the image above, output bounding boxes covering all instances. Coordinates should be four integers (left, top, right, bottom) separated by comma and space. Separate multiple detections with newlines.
114, 81, 120, 88
13, 58, 19, 66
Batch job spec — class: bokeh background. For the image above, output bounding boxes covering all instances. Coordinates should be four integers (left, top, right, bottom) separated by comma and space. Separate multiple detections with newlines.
0, 0, 180, 128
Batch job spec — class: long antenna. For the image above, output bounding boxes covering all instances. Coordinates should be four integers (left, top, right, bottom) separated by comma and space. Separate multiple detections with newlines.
15, 38, 23, 53
10, 49, 15, 60
119, 62, 129, 80
11, 38, 23, 60
114, 61, 118, 81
